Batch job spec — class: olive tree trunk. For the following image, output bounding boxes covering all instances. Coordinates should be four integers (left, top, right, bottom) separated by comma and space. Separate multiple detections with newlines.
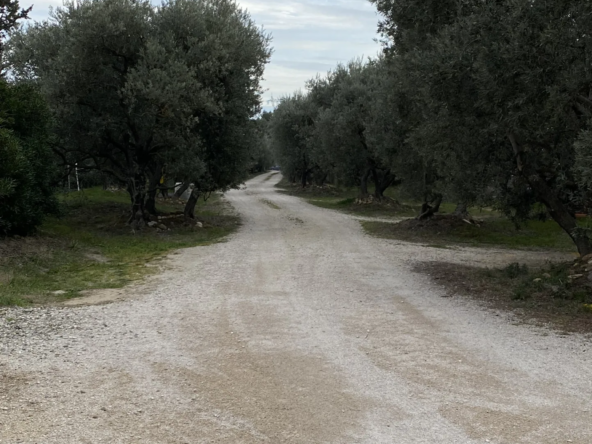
184, 188, 201, 220
145, 168, 163, 216
509, 133, 592, 256
371, 168, 397, 200
127, 174, 147, 228
418, 194, 443, 220
359, 168, 371, 199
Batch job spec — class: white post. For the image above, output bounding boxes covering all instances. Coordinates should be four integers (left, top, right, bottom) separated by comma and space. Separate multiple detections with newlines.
75, 162, 80, 191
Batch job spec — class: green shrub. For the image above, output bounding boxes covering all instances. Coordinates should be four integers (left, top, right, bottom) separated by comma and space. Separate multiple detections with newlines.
503, 262, 529, 279
0, 81, 58, 236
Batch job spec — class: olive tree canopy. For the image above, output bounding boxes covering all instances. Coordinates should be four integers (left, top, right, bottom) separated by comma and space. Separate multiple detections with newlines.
9, 0, 271, 222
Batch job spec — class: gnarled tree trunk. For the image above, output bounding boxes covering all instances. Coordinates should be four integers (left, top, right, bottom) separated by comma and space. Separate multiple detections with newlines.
184, 188, 201, 221
418, 193, 443, 220
145, 168, 162, 216
527, 173, 591, 255
359, 168, 371, 200
127, 173, 147, 228
371, 168, 397, 200
509, 133, 592, 256
301, 169, 307, 188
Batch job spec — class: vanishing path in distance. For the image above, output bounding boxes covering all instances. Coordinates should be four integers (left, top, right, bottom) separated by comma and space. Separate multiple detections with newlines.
1, 173, 590, 443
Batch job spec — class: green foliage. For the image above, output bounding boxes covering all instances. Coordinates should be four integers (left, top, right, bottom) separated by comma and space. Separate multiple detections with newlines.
313, 61, 379, 190
503, 263, 529, 280
271, 0, 592, 255
0, 81, 58, 235
270, 93, 319, 187
391, 1, 592, 252
575, 121, 592, 198
249, 112, 275, 174
271, 59, 404, 197
8, 0, 271, 217
0, 0, 31, 65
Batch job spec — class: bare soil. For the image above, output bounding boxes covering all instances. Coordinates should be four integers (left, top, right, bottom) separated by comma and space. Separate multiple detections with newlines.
367, 214, 485, 242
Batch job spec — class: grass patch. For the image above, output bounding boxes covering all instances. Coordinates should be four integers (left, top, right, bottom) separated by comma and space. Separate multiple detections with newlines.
0, 188, 239, 306
363, 215, 576, 252
418, 259, 592, 333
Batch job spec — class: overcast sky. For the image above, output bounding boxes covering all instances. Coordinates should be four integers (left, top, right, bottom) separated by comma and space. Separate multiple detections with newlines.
27, 0, 382, 111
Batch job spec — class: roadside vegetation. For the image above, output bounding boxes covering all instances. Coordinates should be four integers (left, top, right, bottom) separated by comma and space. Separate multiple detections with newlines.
0, 188, 238, 307
362, 219, 577, 252
421, 260, 592, 334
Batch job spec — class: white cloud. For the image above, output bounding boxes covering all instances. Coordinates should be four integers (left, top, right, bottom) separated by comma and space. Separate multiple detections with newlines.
243, 1, 381, 105
28, 0, 62, 22
240, 0, 376, 31
24, 0, 382, 109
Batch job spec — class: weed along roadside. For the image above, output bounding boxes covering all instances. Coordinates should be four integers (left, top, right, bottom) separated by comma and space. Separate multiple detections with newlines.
419, 261, 592, 334
0, 187, 240, 307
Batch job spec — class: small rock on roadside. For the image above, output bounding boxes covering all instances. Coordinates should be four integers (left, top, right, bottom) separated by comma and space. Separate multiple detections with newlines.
147, 221, 158, 228
195, 222, 203, 228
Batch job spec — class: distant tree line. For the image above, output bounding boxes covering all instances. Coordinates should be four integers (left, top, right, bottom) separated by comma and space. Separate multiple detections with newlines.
1, 0, 272, 234
270, 0, 592, 256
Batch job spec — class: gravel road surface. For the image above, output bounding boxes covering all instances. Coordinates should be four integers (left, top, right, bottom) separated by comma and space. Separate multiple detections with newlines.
1, 173, 590, 443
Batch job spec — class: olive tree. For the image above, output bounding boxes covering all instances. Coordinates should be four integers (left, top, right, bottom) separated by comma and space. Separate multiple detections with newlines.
0, 0, 30, 66
311, 61, 398, 199
270, 93, 321, 187
9, 0, 270, 223
374, 0, 592, 254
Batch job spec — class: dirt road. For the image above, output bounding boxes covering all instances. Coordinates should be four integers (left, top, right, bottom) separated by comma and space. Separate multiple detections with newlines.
1, 173, 591, 443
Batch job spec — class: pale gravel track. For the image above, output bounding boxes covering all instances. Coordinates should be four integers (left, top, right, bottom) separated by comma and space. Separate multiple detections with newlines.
1, 173, 590, 443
